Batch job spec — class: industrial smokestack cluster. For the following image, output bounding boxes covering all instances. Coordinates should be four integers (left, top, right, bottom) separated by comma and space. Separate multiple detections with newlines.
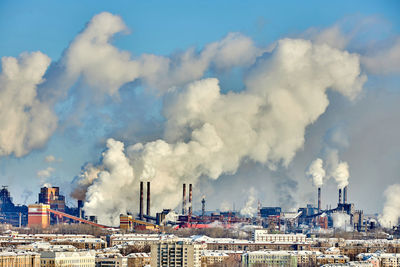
139, 181, 151, 221
182, 183, 193, 216
338, 186, 349, 206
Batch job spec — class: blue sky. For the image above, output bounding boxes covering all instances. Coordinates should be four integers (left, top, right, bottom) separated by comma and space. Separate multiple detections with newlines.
0, 0, 400, 216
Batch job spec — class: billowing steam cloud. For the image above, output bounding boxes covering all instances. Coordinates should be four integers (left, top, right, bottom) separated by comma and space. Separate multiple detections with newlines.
0, 52, 57, 157
74, 38, 366, 225
240, 188, 257, 217
332, 212, 352, 231
325, 148, 350, 189
306, 158, 326, 188
61, 12, 263, 96
379, 184, 400, 228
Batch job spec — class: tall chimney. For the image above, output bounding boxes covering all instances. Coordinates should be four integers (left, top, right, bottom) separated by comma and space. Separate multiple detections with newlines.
139, 181, 144, 220
202, 196, 206, 218
188, 184, 193, 218
338, 188, 342, 206
317, 187, 321, 213
182, 184, 186, 215
343, 186, 347, 204
78, 200, 83, 218
146, 182, 150, 221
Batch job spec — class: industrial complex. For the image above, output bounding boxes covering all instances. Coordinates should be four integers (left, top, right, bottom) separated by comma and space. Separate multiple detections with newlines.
0, 180, 394, 234
0, 182, 398, 266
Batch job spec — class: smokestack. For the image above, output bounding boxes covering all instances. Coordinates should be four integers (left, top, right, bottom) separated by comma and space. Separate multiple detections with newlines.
146, 181, 150, 221
202, 196, 205, 218
189, 184, 192, 218
139, 181, 144, 220
317, 187, 321, 213
182, 184, 186, 215
343, 186, 347, 204
338, 188, 342, 205
78, 200, 83, 218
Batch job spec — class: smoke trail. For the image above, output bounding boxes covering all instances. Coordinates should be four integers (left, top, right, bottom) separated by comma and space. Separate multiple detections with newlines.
76, 38, 365, 225
332, 212, 353, 231
332, 161, 349, 189
306, 158, 326, 188
324, 148, 350, 189
379, 184, 400, 228
240, 188, 257, 217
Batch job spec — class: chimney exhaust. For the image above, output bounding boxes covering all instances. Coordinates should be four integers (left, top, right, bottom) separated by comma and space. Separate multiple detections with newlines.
139, 181, 144, 220
146, 181, 150, 221
182, 184, 186, 215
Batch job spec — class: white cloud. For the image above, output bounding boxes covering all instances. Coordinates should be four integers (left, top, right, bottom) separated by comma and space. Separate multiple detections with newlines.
37, 167, 55, 179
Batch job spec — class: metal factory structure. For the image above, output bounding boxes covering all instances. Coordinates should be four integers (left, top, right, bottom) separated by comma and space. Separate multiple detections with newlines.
0, 176, 370, 233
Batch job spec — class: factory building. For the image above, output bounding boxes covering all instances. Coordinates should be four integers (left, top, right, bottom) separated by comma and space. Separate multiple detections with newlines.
38, 186, 66, 212
0, 186, 28, 226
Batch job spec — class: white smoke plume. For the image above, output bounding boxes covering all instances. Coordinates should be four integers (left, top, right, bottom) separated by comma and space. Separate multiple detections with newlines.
379, 184, 400, 228
71, 163, 102, 200
332, 161, 349, 189
324, 148, 350, 189
0, 52, 57, 157
332, 212, 352, 231
76, 38, 366, 226
306, 158, 326, 188
60, 12, 263, 97
219, 201, 231, 212
240, 188, 257, 217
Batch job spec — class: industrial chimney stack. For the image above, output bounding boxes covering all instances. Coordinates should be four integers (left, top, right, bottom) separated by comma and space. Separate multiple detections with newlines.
146, 181, 151, 221
343, 186, 347, 204
139, 181, 144, 220
182, 184, 186, 215
188, 184, 193, 218
77, 200, 84, 218
338, 188, 342, 205
202, 196, 205, 218
317, 187, 321, 213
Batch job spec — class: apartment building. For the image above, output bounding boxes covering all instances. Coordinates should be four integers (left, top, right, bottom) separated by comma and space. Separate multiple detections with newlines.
0, 251, 40, 266
40, 250, 95, 267
150, 241, 202, 267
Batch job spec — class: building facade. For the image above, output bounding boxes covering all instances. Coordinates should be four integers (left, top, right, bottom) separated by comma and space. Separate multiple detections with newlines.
150, 241, 202, 267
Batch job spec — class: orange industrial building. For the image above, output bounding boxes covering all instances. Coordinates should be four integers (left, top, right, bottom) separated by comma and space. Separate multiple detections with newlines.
28, 204, 50, 228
